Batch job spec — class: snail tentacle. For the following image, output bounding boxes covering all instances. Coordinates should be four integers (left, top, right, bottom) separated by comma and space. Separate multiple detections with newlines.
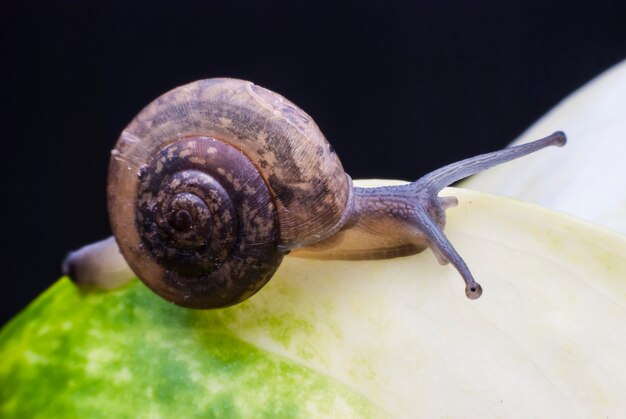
416, 131, 567, 192
401, 131, 567, 298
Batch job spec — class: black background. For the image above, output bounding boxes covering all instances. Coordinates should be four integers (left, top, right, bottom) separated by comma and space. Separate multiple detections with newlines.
3, 0, 626, 325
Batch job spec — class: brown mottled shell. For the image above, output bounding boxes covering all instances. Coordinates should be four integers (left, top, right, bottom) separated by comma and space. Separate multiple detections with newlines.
107, 78, 351, 308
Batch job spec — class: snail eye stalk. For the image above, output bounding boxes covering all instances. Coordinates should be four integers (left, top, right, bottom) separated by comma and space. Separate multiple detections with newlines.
408, 131, 567, 298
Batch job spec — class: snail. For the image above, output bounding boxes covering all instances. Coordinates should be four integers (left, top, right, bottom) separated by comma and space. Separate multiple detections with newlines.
63, 78, 566, 309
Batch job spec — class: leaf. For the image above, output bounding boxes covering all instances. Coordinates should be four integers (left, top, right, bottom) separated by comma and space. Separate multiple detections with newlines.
2, 185, 625, 418
0, 282, 386, 418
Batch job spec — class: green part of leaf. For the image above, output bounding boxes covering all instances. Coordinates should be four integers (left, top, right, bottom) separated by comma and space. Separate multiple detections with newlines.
0, 278, 386, 419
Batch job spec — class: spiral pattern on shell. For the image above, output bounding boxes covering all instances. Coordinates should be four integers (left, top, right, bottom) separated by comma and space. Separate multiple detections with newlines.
107, 78, 351, 308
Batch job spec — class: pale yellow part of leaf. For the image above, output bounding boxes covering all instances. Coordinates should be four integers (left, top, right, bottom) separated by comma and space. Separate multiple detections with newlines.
463, 59, 626, 235
219, 181, 626, 419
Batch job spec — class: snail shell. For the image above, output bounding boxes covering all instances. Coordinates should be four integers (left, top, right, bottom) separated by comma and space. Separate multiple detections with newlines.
108, 78, 351, 308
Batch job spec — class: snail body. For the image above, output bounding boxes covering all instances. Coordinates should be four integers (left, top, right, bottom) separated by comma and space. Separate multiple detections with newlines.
66, 78, 567, 308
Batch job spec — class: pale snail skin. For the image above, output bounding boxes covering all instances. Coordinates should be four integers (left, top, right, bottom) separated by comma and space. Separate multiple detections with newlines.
64, 78, 566, 309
